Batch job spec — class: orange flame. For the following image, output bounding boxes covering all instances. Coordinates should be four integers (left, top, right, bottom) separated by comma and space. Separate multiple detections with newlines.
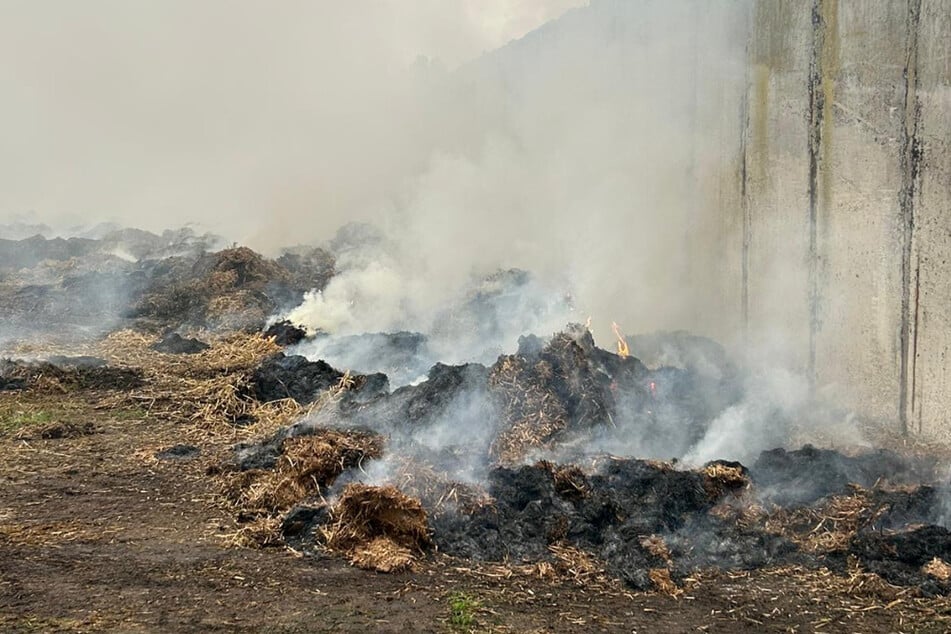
612, 322, 630, 358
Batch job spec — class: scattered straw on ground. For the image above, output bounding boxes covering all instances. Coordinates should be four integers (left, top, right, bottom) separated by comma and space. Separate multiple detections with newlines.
222, 516, 285, 549
93, 329, 296, 441
0, 520, 122, 547
350, 536, 417, 573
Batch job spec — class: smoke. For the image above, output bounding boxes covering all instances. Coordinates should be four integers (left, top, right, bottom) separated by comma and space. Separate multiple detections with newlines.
4, 0, 878, 474
261, 0, 752, 363
285, 226, 577, 377
2, 0, 754, 349
681, 368, 809, 466
0, 0, 585, 242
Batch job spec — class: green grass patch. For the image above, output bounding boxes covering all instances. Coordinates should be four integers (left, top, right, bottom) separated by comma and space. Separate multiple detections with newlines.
111, 406, 148, 421
448, 591, 479, 629
0, 408, 55, 436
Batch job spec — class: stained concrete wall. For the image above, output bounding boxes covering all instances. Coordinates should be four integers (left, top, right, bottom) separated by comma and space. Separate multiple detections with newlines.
736, 0, 951, 439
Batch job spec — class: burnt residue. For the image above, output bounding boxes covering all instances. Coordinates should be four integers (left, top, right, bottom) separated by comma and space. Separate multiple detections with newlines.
898, 0, 923, 435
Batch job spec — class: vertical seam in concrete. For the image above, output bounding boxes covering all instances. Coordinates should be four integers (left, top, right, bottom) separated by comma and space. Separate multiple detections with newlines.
912, 252, 922, 434
898, 0, 922, 435
806, 0, 825, 385
740, 32, 752, 342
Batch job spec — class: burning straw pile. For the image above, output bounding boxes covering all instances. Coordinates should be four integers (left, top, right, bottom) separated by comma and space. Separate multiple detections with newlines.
212, 323, 951, 596
488, 355, 570, 464
487, 326, 624, 465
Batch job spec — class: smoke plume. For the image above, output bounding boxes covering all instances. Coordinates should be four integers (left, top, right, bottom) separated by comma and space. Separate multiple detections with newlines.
2, 0, 753, 349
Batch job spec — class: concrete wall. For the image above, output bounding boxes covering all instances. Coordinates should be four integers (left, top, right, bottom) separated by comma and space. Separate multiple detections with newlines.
738, 0, 951, 439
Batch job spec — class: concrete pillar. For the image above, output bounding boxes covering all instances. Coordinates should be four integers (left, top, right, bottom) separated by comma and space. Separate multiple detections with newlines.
909, 0, 951, 439
743, 0, 951, 438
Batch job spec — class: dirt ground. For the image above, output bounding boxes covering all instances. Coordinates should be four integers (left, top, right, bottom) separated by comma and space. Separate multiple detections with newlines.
2, 385, 951, 633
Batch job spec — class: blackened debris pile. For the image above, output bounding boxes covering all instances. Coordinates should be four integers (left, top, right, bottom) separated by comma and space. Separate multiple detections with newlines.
0, 233, 335, 345
250, 354, 346, 405
752, 445, 936, 506
842, 485, 951, 595
264, 320, 308, 346
224, 324, 951, 594
151, 333, 210, 354
423, 458, 758, 589
0, 357, 143, 391
128, 246, 333, 332
290, 324, 732, 469
851, 524, 951, 595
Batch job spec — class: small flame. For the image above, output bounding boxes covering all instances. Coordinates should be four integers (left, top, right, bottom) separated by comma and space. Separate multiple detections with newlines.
612, 322, 630, 358
585, 316, 592, 332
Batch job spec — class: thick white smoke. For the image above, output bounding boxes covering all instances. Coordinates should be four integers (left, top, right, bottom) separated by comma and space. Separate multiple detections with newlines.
2, 0, 756, 350
272, 0, 753, 357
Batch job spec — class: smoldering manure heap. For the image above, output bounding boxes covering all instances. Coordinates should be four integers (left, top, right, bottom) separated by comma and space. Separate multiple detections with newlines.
225, 323, 951, 595
3, 232, 950, 595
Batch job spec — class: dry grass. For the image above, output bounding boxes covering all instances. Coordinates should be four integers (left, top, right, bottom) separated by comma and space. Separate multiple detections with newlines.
648, 568, 681, 596
320, 483, 430, 572
765, 486, 874, 554
488, 356, 568, 465
922, 557, 951, 582
702, 463, 750, 499
222, 430, 384, 515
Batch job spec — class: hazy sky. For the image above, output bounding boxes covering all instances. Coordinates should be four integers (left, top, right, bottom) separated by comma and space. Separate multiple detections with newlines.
0, 0, 586, 240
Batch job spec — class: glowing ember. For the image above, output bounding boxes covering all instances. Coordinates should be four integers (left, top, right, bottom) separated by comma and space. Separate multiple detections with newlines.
611, 322, 630, 358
